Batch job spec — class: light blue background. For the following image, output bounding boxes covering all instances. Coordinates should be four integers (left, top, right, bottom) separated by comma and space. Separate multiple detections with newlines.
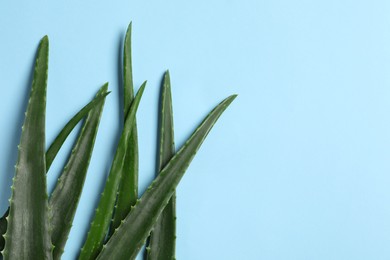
1, 1, 390, 259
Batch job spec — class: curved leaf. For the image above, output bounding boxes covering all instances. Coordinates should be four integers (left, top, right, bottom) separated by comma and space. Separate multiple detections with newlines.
0, 88, 109, 255
46, 91, 110, 171
49, 84, 109, 260
97, 94, 237, 260
79, 81, 146, 260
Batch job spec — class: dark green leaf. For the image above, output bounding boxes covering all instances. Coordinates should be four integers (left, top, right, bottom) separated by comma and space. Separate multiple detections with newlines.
79, 81, 146, 260
147, 71, 176, 260
110, 22, 139, 237
49, 84, 109, 260
97, 94, 237, 260
123, 22, 134, 115
3, 36, 52, 260
46, 92, 110, 171
0, 89, 109, 257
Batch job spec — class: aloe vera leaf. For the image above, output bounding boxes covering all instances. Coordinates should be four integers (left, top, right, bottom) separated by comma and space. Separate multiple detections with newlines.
46, 92, 109, 171
49, 84, 109, 260
109, 22, 139, 236
147, 71, 176, 260
97, 94, 237, 260
123, 22, 134, 115
0, 91, 109, 254
79, 81, 146, 260
3, 36, 52, 260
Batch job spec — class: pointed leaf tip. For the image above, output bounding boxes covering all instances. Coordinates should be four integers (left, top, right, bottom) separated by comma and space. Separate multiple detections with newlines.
79, 81, 146, 260
50, 84, 108, 259
46, 87, 110, 170
40, 35, 49, 45
96, 93, 236, 260
4, 35, 51, 259
147, 70, 176, 260
224, 94, 237, 105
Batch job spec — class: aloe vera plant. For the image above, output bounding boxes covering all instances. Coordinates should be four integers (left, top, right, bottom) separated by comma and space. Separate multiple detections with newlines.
79, 81, 146, 260
96, 94, 236, 260
0, 22, 236, 260
49, 84, 108, 259
147, 71, 176, 260
0, 85, 108, 255
1, 37, 111, 260
109, 22, 139, 237
3, 36, 52, 260
45, 91, 110, 171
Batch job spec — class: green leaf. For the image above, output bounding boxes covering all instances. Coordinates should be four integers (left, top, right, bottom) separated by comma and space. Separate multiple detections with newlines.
97, 94, 237, 260
123, 22, 134, 115
79, 81, 146, 260
147, 71, 176, 260
3, 36, 52, 260
46, 91, 110, 171
109, 22, 139, 237
0, 88, 109, 257
49, 84, 109, 260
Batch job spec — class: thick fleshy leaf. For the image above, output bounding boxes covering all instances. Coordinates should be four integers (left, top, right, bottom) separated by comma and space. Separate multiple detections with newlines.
46, 91, 109, 171
49, 84, 109, 260
147, 71, 176, 260
3, 36, 52, 260
110, 22, 139, 236
97, 94, 237, 260
0, 89, 109, 256
79, 81, 146, 260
